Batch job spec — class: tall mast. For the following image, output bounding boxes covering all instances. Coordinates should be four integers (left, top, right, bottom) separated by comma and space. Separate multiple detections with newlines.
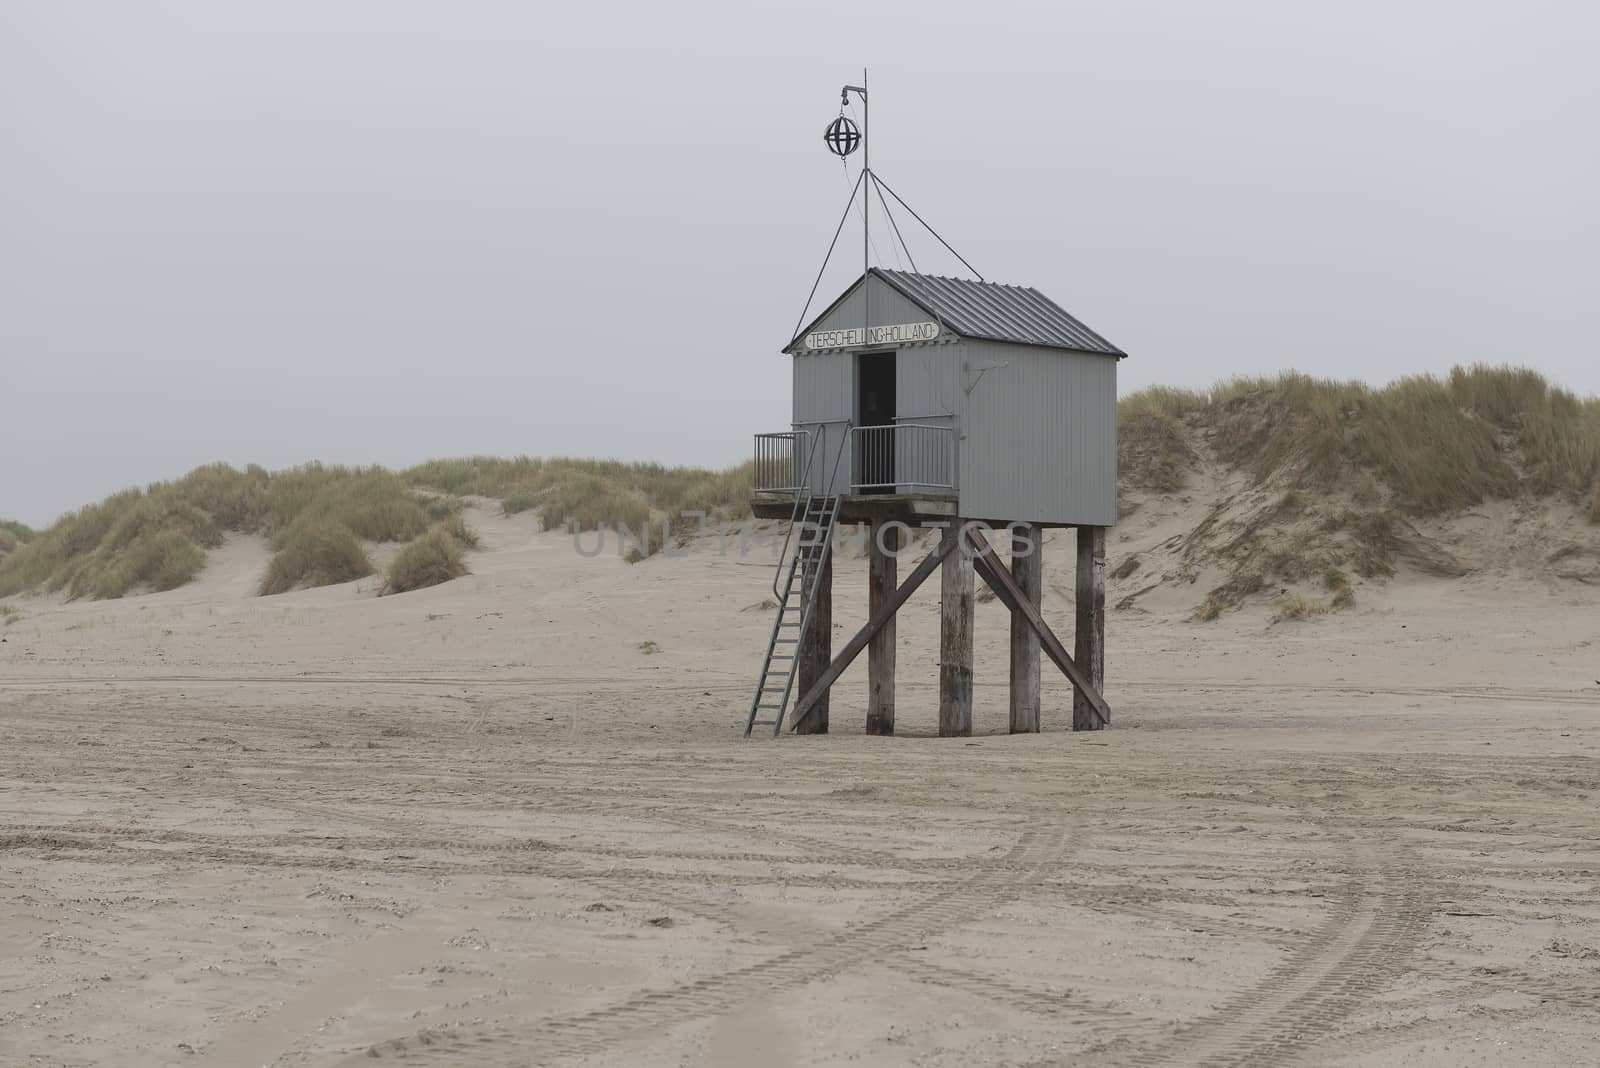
862, 68, 869, 290
841, 71, 870, 336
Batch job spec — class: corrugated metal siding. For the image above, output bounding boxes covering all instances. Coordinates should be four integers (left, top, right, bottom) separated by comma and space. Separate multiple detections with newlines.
792, 351, 853, 496
956, 341, 1117, 525
894, 345, 960, 494
896, 345, 959, 423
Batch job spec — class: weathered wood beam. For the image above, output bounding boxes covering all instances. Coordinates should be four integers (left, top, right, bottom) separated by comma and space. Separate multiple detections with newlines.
939, 522, 975, 737
866, 520, 898, 735
966, 529, 1110, 727
789, 536, 955, 733
1008, 524, 1041, 734
1073, 525, 1108, 732
793, 548, 832, 735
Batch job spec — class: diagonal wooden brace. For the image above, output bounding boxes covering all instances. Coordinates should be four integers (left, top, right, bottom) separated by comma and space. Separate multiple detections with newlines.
788, 536, 956, 733
966, 529, 1111, 727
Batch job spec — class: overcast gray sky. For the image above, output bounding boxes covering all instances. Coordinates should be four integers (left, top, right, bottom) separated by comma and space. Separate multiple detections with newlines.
3, 1, 1596, 526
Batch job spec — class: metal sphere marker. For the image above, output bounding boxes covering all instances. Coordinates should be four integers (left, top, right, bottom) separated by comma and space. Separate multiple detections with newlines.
824, 116, 861, 157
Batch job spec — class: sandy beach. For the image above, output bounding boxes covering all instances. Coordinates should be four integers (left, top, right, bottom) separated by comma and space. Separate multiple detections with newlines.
2, 504, 1598, 1067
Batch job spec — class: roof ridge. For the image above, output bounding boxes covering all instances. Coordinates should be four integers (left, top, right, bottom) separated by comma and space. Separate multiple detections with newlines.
879, 267, 1034, 292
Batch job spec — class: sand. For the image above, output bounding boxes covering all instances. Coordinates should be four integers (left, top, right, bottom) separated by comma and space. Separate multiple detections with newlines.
2, 504, 1598, 1067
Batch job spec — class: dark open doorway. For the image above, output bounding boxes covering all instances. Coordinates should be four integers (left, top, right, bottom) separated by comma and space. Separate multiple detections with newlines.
856, 352, 895, 494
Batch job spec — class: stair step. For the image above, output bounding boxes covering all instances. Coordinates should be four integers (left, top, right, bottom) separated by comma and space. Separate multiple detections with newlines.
751, 505, 839, 736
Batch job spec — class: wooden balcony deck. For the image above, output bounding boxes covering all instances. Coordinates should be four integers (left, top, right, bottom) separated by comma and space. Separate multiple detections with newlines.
751, 491, 959, 524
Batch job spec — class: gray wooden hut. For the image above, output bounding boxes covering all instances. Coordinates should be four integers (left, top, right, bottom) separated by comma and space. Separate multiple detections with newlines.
746, 268, 1125, 740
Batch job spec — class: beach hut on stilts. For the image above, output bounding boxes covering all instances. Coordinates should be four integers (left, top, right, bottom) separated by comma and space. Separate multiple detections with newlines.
744, 73, 1125, 738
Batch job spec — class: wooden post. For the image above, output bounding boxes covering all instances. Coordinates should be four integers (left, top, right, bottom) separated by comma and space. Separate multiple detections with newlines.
1008, 523, 1042, 733
866, 520, 898, 735
795, 547, 833, 735
1073, 525, 1106, 731
968, 531, 1109, 726
789, 537, 954, 733
939, 521, 974, 737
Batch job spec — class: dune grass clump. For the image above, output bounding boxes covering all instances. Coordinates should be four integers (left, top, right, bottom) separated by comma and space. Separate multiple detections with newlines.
167, 463, 272, 531
383, 530, 466, 594
383, 518, 478, 595
402, 456, 753, 552
248, 466, 437, 595
0, 488, 224, 600
263, 465, 434, 545
66, 495, 223, 599
0, 520, 34, 559
82, 530, 209, 599
1192, 571, 1266, 623
1117, 387, 1207, 493
1323, 567, 1355, 610
434, 513, 480, 549
254, 467, 445, 594
258, 519, 374, 595
1271, 592, 1328, 623
538, 477, 651, 535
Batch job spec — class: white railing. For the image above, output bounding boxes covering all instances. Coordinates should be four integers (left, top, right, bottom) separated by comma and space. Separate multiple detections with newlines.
850, 423, 956, 493
752, 431, 813, 493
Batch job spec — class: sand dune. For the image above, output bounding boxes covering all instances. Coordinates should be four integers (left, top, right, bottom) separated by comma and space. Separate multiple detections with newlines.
2, 501, 1599, 1066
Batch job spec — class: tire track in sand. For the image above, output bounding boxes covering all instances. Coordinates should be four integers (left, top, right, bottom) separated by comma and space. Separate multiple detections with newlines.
892, 954, 1140, 1031
1111, 841, 1435, 1067
335, 821, 1078, 1066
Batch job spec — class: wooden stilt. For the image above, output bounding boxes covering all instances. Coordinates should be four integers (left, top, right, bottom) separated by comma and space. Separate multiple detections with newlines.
1073, 525, 1107, 731
788, 537, 955, 733
866, 520, 898, 735
967, 531, 1109, 726
1008, 524, 1042, 734
939, 521, 974, 737
794, 547, 832, 735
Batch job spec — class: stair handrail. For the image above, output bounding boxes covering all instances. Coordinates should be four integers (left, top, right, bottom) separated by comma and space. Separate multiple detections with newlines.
771, 426, 825, 600
778, 419, 852, 601
746, 422, 855, 738
821, 418, 854, 506
771, 421, 851, 735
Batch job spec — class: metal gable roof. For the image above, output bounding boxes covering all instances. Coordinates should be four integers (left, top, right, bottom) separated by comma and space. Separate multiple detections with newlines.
875, 269, 1126, 357
787, 269, 1126, 357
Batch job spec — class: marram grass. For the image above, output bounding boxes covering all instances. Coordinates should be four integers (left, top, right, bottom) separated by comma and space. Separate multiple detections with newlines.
383, 520, 477, 595
2, 364, 1593, 602
1120, 364, 1600, 515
